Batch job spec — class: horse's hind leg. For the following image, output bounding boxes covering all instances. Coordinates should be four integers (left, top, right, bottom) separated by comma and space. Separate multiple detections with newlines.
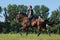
25, 27, 29, 36
19, 27, 23, 36
37, 29, 41, 36
31, 27, 34, 33
46, 28, 51, 36
46, 30, 51, 36
17, 23, 22, 36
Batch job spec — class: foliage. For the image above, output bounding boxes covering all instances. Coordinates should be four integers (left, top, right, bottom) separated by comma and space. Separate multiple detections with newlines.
34, 5, 40, 16
40, 5, 49, 19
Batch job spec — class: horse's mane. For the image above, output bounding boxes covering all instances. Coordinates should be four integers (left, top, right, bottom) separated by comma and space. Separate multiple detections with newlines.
33, 15, 38, 19
20, 12, 27, 17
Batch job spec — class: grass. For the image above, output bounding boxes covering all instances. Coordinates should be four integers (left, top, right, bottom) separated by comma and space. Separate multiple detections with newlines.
0, 33, 60, 40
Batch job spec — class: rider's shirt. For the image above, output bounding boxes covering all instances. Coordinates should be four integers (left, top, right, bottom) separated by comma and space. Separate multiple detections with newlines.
38, 16, 41, 19
27, 8, 33, 16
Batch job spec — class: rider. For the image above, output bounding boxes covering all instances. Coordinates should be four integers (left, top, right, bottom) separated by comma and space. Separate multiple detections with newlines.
26, 5, 34, 21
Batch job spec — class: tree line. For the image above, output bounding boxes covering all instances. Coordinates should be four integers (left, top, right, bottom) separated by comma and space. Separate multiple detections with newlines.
0, 4, 60, 34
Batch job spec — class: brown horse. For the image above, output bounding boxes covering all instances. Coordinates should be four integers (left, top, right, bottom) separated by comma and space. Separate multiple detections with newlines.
16, 12, 53, 36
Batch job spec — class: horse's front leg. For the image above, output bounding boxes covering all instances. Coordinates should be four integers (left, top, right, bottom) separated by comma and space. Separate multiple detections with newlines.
37, 21, 41, 36
19, 27, 23, 36
46, 25, 51, 36
47, 29, 51, 36
23, 24, 29, 36
25, 26, 29, 36
19, 22, 26, 36
31, 21, 36, 33
37, 25, 42, 36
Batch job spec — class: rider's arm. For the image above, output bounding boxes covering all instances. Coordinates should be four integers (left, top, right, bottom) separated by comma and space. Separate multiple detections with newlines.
26, 9, 29, 15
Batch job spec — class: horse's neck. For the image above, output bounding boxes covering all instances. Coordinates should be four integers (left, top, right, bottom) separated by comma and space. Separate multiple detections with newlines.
21, 16, 28, 21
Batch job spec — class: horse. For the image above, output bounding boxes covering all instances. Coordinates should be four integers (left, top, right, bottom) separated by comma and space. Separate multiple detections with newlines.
16, 12, 55, 36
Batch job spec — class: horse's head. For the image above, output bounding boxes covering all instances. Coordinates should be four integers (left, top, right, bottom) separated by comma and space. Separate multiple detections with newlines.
16, 12, 28, 22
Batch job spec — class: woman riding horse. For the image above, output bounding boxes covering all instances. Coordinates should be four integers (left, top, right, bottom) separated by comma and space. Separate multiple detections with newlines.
26, 5, 34, 22
16, 12, 53, 36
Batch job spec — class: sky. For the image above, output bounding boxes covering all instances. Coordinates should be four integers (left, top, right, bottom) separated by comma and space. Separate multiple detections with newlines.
0, 0, 60, 22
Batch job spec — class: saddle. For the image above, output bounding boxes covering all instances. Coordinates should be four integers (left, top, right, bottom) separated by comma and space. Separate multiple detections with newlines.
28, 16, 33, 22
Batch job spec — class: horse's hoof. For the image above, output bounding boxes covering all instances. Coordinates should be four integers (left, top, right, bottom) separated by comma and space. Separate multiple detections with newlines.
26, 34, 28, 36
37, 34, 40, 36
37, 33, 41, 36
20, 33, 22, 36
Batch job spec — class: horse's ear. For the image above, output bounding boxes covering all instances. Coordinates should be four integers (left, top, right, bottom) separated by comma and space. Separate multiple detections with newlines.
45, 19, 48, 21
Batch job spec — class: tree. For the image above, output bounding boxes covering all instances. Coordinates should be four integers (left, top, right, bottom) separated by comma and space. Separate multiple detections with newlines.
7, 4, 18, 32
57, 7, 60, 22
34, 5, 40, 16
3, 7, 11, 33
0, 6, 3, 18
7, 4, 28, 33
4, 7, 8, 22
49, 9, 60, 23
7, 4, 18, 21
18, 5, 27, 13
0, 6, 2, 13
40, 5, 49, 19
49, 7, 60, 34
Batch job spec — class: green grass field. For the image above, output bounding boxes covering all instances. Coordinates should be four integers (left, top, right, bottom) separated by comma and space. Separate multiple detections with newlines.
0, 33, 60, 40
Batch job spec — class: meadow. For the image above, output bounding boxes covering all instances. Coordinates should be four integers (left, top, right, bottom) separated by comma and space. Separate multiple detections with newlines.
0, 33, 60, 40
